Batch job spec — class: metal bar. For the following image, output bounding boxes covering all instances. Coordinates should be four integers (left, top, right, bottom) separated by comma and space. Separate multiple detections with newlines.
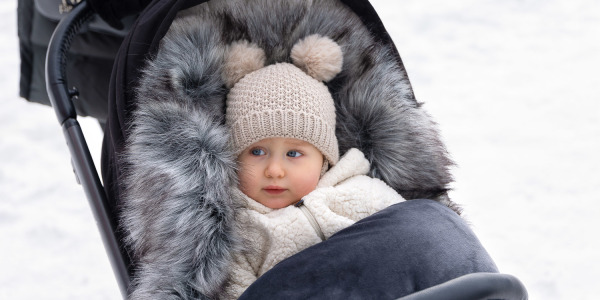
62, 119, 130, 298
45, 1, 130, 298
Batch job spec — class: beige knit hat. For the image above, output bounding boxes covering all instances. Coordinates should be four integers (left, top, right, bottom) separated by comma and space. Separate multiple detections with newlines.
224, 34, 343, 166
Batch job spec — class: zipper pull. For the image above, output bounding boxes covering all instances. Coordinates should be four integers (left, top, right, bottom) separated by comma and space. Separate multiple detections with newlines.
294, 199, 305, 207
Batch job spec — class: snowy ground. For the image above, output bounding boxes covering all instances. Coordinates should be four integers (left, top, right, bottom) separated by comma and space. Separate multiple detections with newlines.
1, 0, 599, 299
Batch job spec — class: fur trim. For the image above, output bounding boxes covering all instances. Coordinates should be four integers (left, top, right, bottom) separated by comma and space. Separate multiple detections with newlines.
223, 40, 266, 88
122, 14, 240, 299
122, 99, 242, 299
291, 34, 343, 82
123, 0, 457, 298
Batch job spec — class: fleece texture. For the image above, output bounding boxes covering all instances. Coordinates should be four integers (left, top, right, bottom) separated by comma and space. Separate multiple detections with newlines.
121, 0, 457, 298
225, 148, 404, 298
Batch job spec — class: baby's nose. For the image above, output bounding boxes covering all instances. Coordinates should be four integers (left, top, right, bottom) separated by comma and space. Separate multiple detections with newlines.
265, 159, 285, 178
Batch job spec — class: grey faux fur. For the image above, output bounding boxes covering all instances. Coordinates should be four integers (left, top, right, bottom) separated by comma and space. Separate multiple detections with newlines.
122, 0, 457, 299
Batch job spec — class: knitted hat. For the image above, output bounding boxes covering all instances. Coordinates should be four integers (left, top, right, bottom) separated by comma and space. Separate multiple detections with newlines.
224, 34, 343, 166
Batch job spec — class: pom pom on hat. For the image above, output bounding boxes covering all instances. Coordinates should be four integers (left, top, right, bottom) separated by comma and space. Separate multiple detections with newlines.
223, 35, 343, 87
223, 40, 266, 88
291, 34, 343, 82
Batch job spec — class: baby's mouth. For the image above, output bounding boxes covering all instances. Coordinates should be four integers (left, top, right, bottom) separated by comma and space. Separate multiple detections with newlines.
264, 186, 286, 195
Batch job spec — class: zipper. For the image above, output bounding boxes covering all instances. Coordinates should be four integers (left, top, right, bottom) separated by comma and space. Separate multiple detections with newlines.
295, 199, 326, 241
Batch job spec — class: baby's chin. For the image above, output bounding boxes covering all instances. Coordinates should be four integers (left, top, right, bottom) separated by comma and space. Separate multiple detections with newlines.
257, 197, 298, 209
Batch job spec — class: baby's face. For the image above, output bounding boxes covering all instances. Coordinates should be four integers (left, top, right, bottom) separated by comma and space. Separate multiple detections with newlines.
237, 137, 323, 209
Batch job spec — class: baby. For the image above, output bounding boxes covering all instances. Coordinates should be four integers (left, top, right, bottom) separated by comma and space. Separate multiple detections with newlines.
223, 35, 405, 299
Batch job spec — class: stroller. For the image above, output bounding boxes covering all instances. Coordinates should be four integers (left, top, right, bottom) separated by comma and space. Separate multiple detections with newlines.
38, 0, 527, 299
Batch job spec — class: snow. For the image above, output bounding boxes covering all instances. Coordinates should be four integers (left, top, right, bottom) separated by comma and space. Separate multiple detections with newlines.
1, 0, 599, 299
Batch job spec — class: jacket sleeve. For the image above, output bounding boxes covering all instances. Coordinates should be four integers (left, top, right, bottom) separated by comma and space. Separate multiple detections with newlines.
360, 176, 406, 216
326, 175, 406, 221
224, 253, 259, 300
304, 175, 405, 239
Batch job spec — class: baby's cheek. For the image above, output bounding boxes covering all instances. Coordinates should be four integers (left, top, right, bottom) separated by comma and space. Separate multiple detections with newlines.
238, 169, 256, 193
297, 175, 320, 198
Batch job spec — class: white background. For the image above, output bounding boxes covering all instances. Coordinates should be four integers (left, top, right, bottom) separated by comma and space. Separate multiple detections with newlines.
1, 0, 599, 299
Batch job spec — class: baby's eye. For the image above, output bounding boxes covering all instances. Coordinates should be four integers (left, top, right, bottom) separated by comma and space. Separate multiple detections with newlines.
251, 148, 266, 156
287, 150, 302, 158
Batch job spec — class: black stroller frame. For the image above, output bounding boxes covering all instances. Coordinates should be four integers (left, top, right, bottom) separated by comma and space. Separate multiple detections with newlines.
45, 1, 527, 299
45, 1, 130, 297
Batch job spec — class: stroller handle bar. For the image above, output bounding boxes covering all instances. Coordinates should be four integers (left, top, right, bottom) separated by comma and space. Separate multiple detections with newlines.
45, 1, 130, 298
45, 0, 91, 124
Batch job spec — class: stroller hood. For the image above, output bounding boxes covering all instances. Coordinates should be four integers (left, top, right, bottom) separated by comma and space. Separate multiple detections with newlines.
101, 0, 456, 298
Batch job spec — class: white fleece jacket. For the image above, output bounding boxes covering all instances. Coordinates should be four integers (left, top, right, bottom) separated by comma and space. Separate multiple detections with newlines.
224, 148, 405, 298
